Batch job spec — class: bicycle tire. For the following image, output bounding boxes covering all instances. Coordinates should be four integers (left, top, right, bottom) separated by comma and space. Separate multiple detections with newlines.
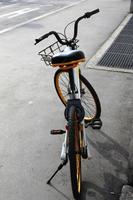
54, 69, 101, 122
68, 105, 81, 200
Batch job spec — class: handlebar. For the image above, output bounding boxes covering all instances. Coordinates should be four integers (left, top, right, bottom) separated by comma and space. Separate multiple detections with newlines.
35, 31, 66, 45
35, 9, 100, 45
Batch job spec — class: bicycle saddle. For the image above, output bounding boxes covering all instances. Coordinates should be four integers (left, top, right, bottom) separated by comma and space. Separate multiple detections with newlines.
51, 50, 85, 67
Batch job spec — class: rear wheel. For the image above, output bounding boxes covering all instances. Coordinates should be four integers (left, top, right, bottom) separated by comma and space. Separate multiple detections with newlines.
68, 106, 81, 200
54, 69, 101, 122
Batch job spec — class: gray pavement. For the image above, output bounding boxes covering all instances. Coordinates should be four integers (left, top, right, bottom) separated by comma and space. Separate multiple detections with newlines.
0, 0, 133, 200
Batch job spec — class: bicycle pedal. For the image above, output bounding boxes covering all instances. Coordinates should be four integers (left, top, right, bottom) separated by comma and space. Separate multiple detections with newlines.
50, 129, 66, 135
91, 119, 102, 129
85, 118, 102, 129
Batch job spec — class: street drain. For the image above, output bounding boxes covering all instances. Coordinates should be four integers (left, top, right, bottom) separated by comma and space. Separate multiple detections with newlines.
97, 16, 133, 70
86, 14, 133, 73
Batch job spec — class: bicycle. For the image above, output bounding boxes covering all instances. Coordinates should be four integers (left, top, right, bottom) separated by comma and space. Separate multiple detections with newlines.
35, 9, 102, 200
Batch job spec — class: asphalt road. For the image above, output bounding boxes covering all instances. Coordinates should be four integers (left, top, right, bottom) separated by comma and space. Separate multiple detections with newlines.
0, 0, 83, 34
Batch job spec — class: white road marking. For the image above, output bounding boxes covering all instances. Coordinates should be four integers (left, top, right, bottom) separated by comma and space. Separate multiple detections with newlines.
0, 8, 31, 18
0, 4, 17, 10
0, 0, 87, 35
8, 7, 40, 19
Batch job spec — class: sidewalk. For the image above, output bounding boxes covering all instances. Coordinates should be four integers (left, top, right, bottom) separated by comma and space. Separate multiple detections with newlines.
0, 0, 133, 200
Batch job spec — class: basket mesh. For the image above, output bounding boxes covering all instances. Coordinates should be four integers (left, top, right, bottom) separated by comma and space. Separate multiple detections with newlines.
38, 41, 64, 66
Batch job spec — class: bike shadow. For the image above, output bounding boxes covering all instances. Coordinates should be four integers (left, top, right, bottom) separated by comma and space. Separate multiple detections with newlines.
82, 129, 129, 200
81, 176, 122, 200
47, 182, 72, 200
86, 129, 129, 173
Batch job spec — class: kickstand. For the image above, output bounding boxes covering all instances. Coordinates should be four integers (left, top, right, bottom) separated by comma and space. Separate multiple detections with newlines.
47, 160, 67, 184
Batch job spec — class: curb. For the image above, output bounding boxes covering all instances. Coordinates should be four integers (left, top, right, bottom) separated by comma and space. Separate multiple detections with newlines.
120, 138, 133, 200
128, 138, 133, 186
120, 185, 133, 200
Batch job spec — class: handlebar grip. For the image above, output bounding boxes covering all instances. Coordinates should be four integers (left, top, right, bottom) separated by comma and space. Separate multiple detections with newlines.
35, 33, 49, 45
84, 9, 100, 18
90, 9, 100, 15
35, 31, 66, 45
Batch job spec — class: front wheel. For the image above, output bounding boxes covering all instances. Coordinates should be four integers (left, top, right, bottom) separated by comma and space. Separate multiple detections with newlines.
68, 105, 81, 200
54, 69, 101, 122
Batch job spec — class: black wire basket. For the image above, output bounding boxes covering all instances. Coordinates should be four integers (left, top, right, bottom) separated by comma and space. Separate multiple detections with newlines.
38, 41, 64, 66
